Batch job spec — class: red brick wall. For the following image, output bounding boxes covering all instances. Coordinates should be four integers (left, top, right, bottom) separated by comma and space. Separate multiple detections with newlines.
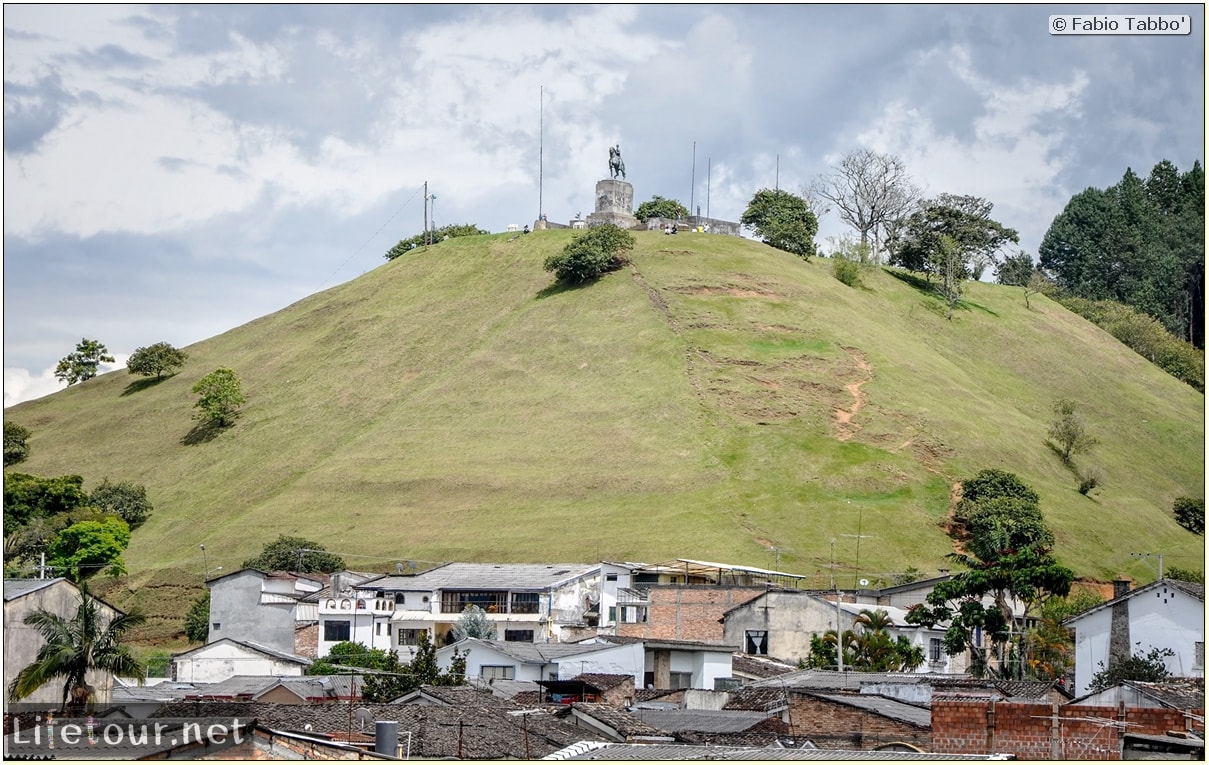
931, 699, 1205, 760
787, 693, 931, 751
616, 586, 765, 641
294, 623, 319, 659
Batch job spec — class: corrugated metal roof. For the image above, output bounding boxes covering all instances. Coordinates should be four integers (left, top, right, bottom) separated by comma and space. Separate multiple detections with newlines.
3, 577, 66, 601
803, 691, 932, 728
359, 562, 599, 591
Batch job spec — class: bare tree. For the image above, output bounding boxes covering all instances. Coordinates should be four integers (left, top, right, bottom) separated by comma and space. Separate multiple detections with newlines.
812, 150, 921, 264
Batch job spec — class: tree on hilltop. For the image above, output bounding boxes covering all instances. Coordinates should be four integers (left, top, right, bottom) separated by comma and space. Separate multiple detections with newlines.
55, 338, 115, 385
242, 534, 345, 573
812, 149, 920, 262
192, 368, 245, 427
740, 188, 818, 260
385, 223, 489, 259
635, 195, 689, 222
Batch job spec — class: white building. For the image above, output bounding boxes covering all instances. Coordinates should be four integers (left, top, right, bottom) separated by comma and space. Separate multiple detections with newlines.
1064, 578, 1205, 697
436, 638, 644, 684
171, 638, 309, 683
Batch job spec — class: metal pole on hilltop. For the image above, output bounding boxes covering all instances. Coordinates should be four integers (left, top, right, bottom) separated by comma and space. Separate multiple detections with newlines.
200, 545, 209, 581
690, 141, 696, 222
775, 154, 779, 191
706, 157, 711, 219
423, 181, 428, 245
539, 85, 544, 222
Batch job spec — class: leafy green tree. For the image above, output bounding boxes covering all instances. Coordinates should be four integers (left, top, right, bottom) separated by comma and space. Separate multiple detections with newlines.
1018, 591, 1102, 681
890, 194, 1019, 284
184, 591, 210, 643
960, 469, 1041, 508
242, 534, 346, 573
191, 368, 246, 426
307, 641, 396, 675
451, 604, 497, 641
8, 581, 146, 709
4, 422, 31, 466
543, 223, 635, 284
54, 338, 115, 385
89, 478, 153, 530
126, 342, 188, 380
740, 188, 818, 259
5, 507, 111, 568
1047, 399, 1097, 465
635, 195, 689, 222
1165, 565, 1204, 584
48, 515, 131, 581
1172, 497, 1204, 535
357, 631, 467, 702
1088, 646, 1174, 692
995, 251, 1036, 286
385, 223, 490, 259
4, 473, 89, 529
908, 470, 1073, 677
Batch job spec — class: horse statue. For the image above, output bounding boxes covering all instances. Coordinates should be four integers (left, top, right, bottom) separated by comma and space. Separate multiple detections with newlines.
608, 144, 626, 180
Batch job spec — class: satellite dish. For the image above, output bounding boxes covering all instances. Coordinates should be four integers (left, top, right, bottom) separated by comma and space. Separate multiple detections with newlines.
859, 578, 870, 587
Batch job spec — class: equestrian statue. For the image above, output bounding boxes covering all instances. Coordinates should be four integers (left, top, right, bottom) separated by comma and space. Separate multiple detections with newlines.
608, 144, 626, 180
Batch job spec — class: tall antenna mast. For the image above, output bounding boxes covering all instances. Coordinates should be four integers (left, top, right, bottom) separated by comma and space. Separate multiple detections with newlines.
538, 85, 544, 222
706, 157, 711, 219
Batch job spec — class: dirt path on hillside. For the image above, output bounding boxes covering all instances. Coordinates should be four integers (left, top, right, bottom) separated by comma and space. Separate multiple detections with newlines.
833, 348, 872, 441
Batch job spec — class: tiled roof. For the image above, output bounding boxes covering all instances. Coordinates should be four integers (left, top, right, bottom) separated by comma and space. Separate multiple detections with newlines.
731, 653, 798, 678
568, 703, 668, 738
1063, 578, 1206, 625
463, 639, 618, 663
633, 708, 776, 734
633, 688, 681, 704
723, 686, 791, 712
593, 635, 740, 652
800, 691, 931, 728
569, 673, 633, 690
152, 699, 607, 758
1129, 678, 1205, 710
544, 741, 1011, 759
172, 638, 310, 665
749, 669, 965, 690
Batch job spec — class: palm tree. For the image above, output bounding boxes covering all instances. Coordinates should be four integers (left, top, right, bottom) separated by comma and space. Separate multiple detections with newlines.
9, 582, 145, 710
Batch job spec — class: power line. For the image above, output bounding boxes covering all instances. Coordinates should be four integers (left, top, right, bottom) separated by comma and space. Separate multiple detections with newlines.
315, 183, 426, 291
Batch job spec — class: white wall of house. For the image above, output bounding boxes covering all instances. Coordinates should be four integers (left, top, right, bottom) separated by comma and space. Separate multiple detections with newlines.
317, 596, 394, 655
435, 641, 644, 685
1068, 582, 1205, 697
172, 641, 306, 683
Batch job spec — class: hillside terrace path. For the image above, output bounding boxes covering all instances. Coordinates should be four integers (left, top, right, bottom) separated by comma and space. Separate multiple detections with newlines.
833, 347, 871, 441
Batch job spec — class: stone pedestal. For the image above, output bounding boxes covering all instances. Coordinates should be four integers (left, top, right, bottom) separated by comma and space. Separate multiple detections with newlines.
585, 179, 640, 229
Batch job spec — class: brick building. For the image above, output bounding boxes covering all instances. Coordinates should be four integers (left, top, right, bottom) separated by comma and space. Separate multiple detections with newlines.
931, 698, 1205, 759
615, 585, 766, 641
785, 690, 932, 751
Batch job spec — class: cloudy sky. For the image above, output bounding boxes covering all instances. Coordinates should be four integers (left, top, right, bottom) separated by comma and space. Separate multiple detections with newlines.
4, 4, 1204, 406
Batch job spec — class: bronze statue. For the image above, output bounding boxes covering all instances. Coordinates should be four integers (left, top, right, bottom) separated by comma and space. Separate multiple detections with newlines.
609, 144, 626, 180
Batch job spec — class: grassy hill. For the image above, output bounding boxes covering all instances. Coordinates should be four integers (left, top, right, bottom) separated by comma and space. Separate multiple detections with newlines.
6, 230, 1204, 637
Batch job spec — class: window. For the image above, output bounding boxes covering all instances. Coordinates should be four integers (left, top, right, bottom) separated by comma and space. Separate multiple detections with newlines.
930, 638, 944, 663
1196, 642, 1205, 670
605, 574, 618, 581
397, 629, 425, 646
504, 629, 534, 642
376, 623, 382, 636
481, 665, 515, 681
212, 622, 221, 631
441, 590, 507, 614
608, 606, 617, 622
669, 672, 692, 689
510, 592, 540, 614
324, 620, 351, 642
745, 630, 768, 655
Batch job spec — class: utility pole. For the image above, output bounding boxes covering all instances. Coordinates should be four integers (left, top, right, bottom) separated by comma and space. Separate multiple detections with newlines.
423, 181, 428, 246
706, 157, 711, 219
1131, 552, 1164, 580
841, 507, 874, 589
200, 544, 209, 581
775, 153, 779, 191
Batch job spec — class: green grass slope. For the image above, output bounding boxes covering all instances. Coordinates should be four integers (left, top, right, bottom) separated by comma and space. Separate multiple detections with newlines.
7, 231, 1204, 595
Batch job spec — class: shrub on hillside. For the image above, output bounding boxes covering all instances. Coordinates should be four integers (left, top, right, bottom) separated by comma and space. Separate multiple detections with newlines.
543, 224, 635, 284
1173, 496, 1204, 535
385, 223, 489, 259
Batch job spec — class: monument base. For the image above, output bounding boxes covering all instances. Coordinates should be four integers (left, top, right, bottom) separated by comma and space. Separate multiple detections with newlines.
587, 178, 640, 229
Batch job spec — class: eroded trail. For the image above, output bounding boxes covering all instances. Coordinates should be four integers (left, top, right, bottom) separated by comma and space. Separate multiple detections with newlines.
833, 347, 872, 441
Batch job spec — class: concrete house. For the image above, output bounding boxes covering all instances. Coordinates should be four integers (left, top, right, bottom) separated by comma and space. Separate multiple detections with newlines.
206, 568, 325, 654
588, 635, 739, 690
338, 563, 601, 657
3, 578, 126, 706
1063, 578, 1205, 697
720, 590, 961, 672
